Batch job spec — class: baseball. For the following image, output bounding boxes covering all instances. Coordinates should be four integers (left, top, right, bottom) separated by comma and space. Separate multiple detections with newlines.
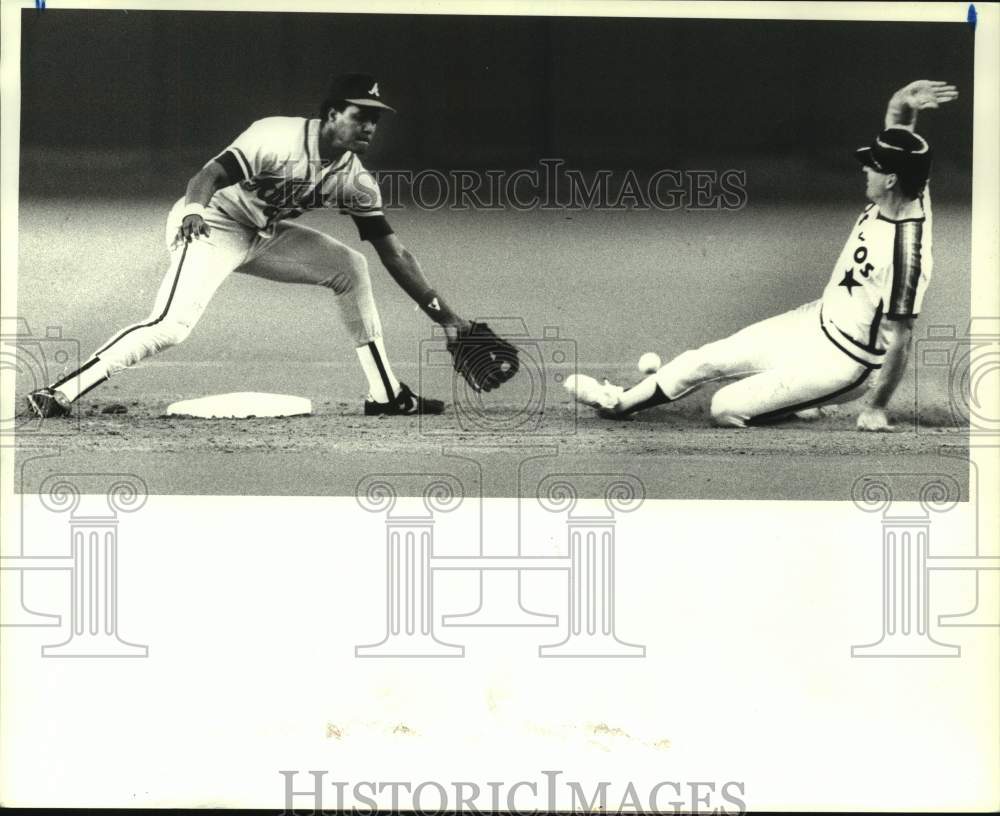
637, 352, 661, 374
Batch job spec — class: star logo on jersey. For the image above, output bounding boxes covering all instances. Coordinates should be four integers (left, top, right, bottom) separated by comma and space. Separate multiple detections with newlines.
368, 82, 380, 97
838, 268, 862, 296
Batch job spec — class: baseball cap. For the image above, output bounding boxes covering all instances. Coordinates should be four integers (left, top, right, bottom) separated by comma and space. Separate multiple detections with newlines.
854, 127, 932, 180
325, 73, 396, 112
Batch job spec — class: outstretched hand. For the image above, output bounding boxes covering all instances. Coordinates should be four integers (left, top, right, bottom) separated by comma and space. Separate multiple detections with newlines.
895, 80, 959, 112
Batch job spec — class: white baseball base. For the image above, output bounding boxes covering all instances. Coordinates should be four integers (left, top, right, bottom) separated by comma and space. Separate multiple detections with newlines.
165, 392, 312, 419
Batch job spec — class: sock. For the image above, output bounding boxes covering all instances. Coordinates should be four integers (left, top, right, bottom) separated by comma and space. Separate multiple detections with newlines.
623, 384, 670, 416
51, 356, 110, 403
355, 338, 400, 403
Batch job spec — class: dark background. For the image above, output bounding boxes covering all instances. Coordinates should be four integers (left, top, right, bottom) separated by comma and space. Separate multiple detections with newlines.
20, 10, 974, 199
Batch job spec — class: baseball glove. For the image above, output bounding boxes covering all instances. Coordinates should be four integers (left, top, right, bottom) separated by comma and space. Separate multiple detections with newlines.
447, 321, 520, 392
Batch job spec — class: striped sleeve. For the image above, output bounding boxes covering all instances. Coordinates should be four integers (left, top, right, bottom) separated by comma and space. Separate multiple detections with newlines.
212, 119, 280, 184
212, 149, 247, 184
887, 220, 924, 319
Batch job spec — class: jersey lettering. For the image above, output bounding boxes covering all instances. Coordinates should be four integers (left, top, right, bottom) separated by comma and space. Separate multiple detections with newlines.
820, 189, 933, 364
210, 117, 384, 231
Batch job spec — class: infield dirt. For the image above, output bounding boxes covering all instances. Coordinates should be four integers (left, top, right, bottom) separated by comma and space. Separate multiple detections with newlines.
12, 199, 972, 498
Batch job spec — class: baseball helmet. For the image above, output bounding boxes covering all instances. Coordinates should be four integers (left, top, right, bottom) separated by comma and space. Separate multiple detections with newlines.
854, 127, 932, 186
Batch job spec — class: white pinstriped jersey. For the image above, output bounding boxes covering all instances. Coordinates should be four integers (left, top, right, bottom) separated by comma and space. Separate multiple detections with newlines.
819, 187, 933, 367
209, 117, 383, 232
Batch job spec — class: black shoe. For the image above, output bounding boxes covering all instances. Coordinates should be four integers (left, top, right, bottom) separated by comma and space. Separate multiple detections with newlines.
364, 382, 445, 416
26, 388, 72, 418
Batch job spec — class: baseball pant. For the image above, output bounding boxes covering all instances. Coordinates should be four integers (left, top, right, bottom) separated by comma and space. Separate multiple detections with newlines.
654, 300, 874, 426
53, 201, 382, 401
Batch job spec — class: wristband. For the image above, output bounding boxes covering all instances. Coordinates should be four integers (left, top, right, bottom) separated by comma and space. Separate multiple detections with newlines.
182, 202, 207, 219
414, 288, 440, 316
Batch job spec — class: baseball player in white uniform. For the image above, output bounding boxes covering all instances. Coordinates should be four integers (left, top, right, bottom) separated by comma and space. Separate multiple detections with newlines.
567, 80, 958, 431
27, 73, 518, 418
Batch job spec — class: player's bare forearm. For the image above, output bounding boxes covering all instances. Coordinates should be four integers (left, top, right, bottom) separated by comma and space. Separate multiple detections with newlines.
370, 233, 520, 391
184, 161, 230, 207
884, 80, 959, 131
370, 234, 470, 337
857, 321, 913, 431
885, 92, 917, 131
175, 161, 233, 245
869, 329, 911, 409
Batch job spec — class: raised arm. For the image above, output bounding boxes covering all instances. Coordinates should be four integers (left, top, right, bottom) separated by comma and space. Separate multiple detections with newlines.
884, 80, 959, 131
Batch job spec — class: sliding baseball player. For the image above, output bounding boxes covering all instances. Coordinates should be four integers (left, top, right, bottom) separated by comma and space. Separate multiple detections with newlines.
27, 73, 518, 419
567, 79, 958, 431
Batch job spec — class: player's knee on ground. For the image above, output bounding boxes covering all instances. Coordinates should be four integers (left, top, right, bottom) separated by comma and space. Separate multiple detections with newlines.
318, 246, 369, 295
709, 389, 750, 428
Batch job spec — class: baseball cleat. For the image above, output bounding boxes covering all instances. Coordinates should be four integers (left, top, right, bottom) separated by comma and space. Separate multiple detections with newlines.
25, 388, 72, 418
364, 382, 445, 416
564, 374, 625, 413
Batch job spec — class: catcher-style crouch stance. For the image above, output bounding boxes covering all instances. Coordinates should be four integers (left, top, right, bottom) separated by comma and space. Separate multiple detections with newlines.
26, 73, 518, 419
567, 80, 957, 431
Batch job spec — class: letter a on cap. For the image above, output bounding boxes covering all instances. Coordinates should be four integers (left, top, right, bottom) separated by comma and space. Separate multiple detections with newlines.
369, 82, 380, 96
